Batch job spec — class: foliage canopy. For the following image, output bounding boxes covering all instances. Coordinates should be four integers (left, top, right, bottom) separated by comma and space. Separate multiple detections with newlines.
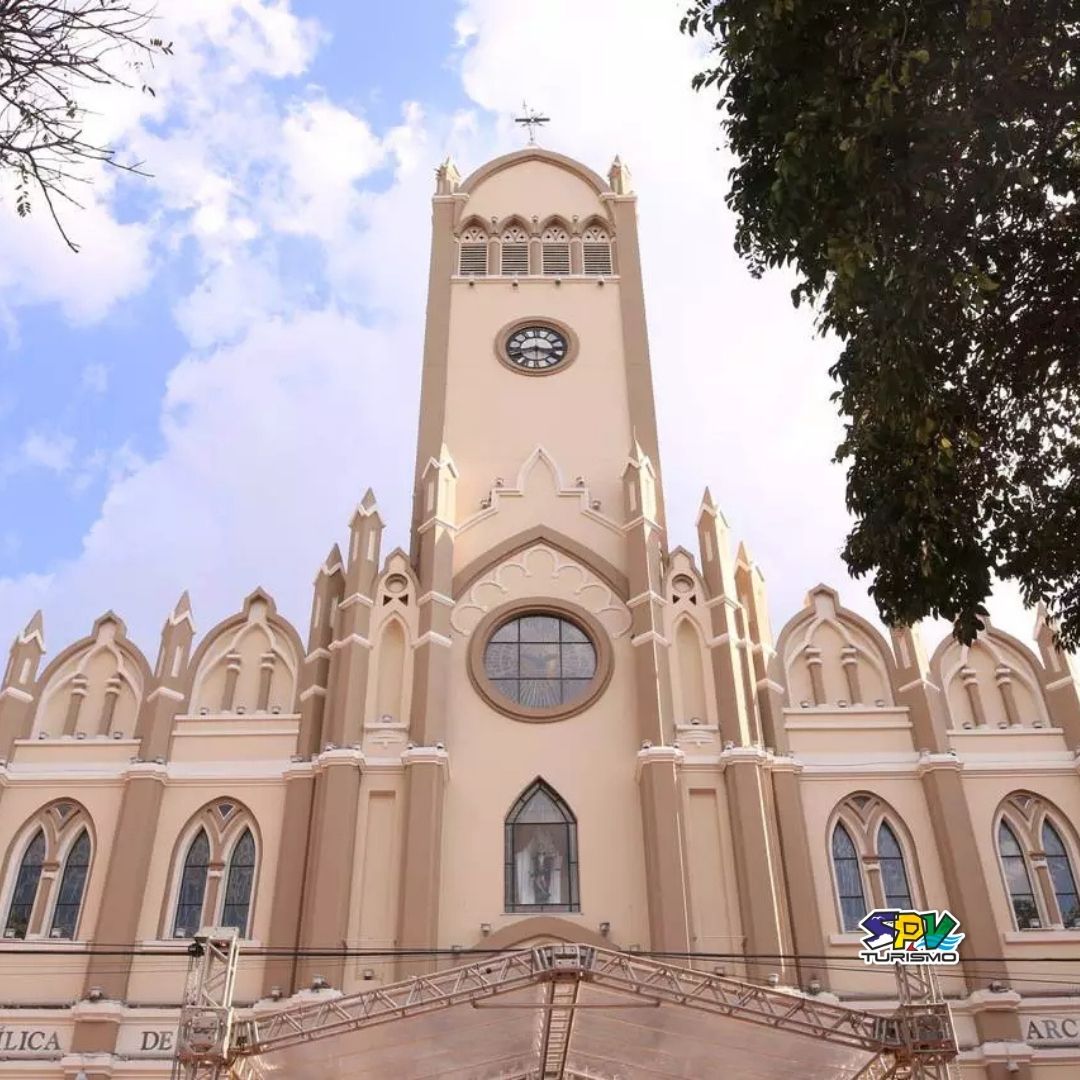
682, 0, 1080, 647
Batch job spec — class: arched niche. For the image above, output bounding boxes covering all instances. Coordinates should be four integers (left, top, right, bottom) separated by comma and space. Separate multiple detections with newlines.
777, 586, 894, 708
673, 618, 709, 726
187, 590, 302, 716
933, 628, 1050, 730
33, 614, 148, 738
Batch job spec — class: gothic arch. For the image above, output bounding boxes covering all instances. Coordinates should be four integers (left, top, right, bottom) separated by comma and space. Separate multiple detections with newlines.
32, 613, 150, 738
672, 615, 710, 727
0, 799, 95, 940
504, 780, 579, 914
995, 791, 1080, 930
495, 213, 535, 238
186, 589, 303, 717
775, 586, 896, 708
161, 798, 262, 939
826, 792, 921, 931
455, 214, 492, 238
538, 214, 574, 236
452, 526, 629, 603
932, 627, 1050, 730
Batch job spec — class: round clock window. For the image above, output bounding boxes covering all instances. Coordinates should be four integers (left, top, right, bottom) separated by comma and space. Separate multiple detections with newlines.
505, 325, 569, 371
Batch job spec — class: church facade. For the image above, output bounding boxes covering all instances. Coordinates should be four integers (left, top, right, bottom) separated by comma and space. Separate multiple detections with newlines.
1, 147, 1079, 1079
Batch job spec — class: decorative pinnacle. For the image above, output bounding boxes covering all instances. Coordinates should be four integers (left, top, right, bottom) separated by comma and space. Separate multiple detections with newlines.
19, 610, 45, 646
172, 591, 192, 618
321, 543, 344, 575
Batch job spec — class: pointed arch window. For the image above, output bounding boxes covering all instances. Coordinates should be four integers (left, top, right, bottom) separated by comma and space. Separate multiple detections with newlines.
998, 820, 1040, 929
541, 225, 570, 275
173, 830, 210, 938
167, 801, 260, 940
831, 823, 867, 931
458, 226, 488, 276
221, 829, 256, 935
500, 225, 529, 276
582, 224, 613, 275
50, 830, 91, 939
877, 822, 913, 910
4, 830, 45, 939
2, 803, 94, 941
505, 782, 579, 913
1042, 821, 1080, 928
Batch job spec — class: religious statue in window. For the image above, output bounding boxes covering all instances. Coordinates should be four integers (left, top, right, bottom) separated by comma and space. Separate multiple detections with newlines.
504, 781, 579, 913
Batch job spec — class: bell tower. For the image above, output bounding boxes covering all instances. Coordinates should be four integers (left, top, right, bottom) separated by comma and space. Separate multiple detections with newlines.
393, 146, 699, 966
410, 146, 667, 557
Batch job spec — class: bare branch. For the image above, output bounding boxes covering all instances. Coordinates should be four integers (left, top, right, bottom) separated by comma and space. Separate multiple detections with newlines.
0, 0, 169, 250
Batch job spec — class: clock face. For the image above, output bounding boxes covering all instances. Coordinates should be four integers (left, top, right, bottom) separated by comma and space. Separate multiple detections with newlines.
505, 325, 569, 370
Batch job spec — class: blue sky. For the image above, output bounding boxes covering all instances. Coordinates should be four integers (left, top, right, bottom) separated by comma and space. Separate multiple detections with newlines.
0, 0, 1036, 660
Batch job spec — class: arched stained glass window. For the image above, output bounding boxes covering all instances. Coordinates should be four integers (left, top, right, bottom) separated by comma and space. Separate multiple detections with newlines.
1042, 821, 1080, 928
221, 829, 256, 935
50, 830, 90, 939
998, 821, 1040, 929
505, 782, 579, 913
877, 822, 913, 910
4, 830, 45, 939
173, 829, 210, 938
831, 823, 866, 932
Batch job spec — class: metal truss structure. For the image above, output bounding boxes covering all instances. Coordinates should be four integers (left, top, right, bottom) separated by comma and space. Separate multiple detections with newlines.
173, 928, 240, 1080
175, 935, 958, 1080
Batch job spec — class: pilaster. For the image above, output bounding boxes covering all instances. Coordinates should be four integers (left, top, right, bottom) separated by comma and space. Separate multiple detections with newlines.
396, 746, 449, 975
770, 760, 828, 988
297, 748, 364, 990
395, 449, 457, 964
605, 159, 666, 533
697, 490, 755, 747
636, 747, 691, 953
722, 749, 788, 982
919, 756, 1006, 991
83, 768, 167, 1000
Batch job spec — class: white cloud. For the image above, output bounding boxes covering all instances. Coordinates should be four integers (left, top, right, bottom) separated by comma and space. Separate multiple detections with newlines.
20, 433, 76, 474
0, 310, 418, 649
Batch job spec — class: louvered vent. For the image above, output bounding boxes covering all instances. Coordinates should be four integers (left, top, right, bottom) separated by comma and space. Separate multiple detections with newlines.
501, 243, 529, 275
583, 243, 612, 276
542, 244, 571, 276
459, 243, 488, 276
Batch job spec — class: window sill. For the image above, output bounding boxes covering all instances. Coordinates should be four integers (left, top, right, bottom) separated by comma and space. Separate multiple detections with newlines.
0, 936, 88, 949
503, 908, 580, 916
827, 933, 866, 947
452, 274, 621, 283
1003, 929, 1080, 944
140, 937, 263, 948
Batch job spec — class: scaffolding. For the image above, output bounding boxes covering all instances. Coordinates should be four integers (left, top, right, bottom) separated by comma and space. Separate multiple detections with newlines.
175, 935, 958, 1080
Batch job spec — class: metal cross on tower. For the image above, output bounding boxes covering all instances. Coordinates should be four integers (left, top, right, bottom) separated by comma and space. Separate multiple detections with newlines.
515, 102, 550, 145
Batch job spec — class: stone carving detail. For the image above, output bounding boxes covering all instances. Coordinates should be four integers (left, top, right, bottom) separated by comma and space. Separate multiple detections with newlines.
451, 544, 631, 640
